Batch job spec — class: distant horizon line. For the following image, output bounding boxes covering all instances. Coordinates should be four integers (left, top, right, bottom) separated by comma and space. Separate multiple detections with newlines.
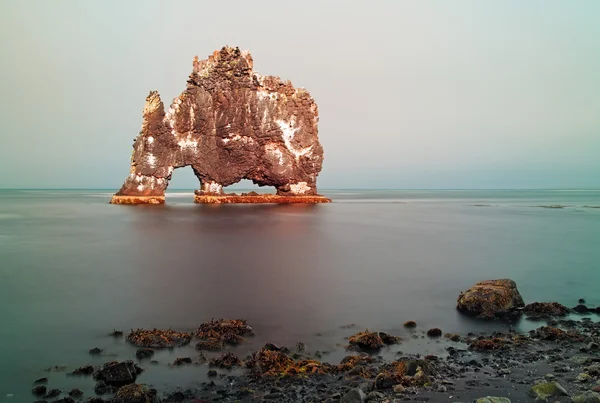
2, 188, 600, 192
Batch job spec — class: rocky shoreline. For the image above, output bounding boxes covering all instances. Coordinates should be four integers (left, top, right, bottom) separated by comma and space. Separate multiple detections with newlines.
30, 281, 600, 403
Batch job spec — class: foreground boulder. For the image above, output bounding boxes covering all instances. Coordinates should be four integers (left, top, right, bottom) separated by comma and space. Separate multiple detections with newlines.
457, 279, 524, 319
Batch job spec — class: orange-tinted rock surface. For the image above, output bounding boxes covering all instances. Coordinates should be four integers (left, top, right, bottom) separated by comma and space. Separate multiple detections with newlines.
111, 46, 328, 204
456, 279, 525, 319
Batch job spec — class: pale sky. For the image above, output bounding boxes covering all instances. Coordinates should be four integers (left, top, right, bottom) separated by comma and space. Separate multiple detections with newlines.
1, 1, 599, 189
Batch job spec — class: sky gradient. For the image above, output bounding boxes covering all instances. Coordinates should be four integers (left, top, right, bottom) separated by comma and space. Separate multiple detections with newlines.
1, 1, 599, 189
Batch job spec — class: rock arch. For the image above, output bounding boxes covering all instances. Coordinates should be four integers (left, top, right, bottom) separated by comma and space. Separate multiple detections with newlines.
110, 46, 329, 204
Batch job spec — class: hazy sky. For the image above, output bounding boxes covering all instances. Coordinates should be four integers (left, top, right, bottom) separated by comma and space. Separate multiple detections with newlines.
1, 1, 599, 189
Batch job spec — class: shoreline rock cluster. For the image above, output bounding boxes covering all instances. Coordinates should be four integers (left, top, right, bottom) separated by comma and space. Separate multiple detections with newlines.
31, 281, 600, 403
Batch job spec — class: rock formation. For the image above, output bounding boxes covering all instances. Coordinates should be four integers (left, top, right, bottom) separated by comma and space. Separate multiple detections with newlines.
110, 46, 330, 204
456, 279, 525, 319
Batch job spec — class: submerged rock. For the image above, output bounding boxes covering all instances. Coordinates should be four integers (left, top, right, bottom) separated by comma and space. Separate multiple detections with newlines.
94, 360, 142, 386
523, 302, 569, 316
457, 279, 524, 319
426, 328, 442, 337
111, 46, 329, 205
135, 348, 155, 360
127, 329, 192, 348
348, 330, 386, 351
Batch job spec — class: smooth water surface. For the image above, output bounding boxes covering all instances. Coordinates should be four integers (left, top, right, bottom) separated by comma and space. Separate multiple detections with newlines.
1, 189, 599, 401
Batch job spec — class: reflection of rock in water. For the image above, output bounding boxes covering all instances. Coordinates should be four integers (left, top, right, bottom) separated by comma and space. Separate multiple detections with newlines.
111, 46, 329, 204
122, 204, 334, 349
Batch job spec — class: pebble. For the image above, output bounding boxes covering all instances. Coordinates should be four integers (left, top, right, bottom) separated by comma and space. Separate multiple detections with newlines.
393, 384, 405, 393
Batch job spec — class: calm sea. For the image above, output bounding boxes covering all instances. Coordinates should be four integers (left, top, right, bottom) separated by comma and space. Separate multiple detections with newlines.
1, 189, 599, 401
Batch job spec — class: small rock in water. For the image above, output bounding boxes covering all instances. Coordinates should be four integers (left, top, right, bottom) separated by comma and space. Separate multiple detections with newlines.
173, 357, 192, 366
136, 348, 154, 360
426, 328, 442, 337
207, 369, 217, 377
573, 304, 590, 313
403, 321, 417, 328
579, 298, 586, 304
89, 347, 102, 355
33, 378, 48, 385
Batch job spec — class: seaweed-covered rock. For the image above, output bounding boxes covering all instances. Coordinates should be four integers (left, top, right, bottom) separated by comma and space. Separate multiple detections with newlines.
195, 339, 223, 351
209, 352, 242, 369
127, 329, 192, 348
403, 321, 417, 328
196, 319, 254, 339
530, 326, 583, 342
524, 302, 569, 316
457, 279, 524, 319
426, 328, 442, 337
112, 384, 160, 403
348, 330, 385, 351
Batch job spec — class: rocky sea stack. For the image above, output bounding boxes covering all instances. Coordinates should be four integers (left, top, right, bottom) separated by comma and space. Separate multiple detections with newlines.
111, 46, 330, 205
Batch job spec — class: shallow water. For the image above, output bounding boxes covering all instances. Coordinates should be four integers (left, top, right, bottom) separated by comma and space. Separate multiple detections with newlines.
1, 189, 599, 401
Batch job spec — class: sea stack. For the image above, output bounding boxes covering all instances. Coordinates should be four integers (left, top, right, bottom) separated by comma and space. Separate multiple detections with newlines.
110, 46, 330, 204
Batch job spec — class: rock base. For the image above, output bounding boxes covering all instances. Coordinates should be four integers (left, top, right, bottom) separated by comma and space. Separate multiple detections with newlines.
194, 194, 332, 204
110, 195, 165, 205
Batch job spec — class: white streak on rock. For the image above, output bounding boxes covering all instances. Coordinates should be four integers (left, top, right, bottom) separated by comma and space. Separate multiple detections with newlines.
201, 181, 223, 194
147, 153, 156, 168
137, 184, 145, 192
290, 182, 311, 195
147, 136, 154, 144
277, 118, 313, 160
264, 143, 285, 166
177, 137, 198, 149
